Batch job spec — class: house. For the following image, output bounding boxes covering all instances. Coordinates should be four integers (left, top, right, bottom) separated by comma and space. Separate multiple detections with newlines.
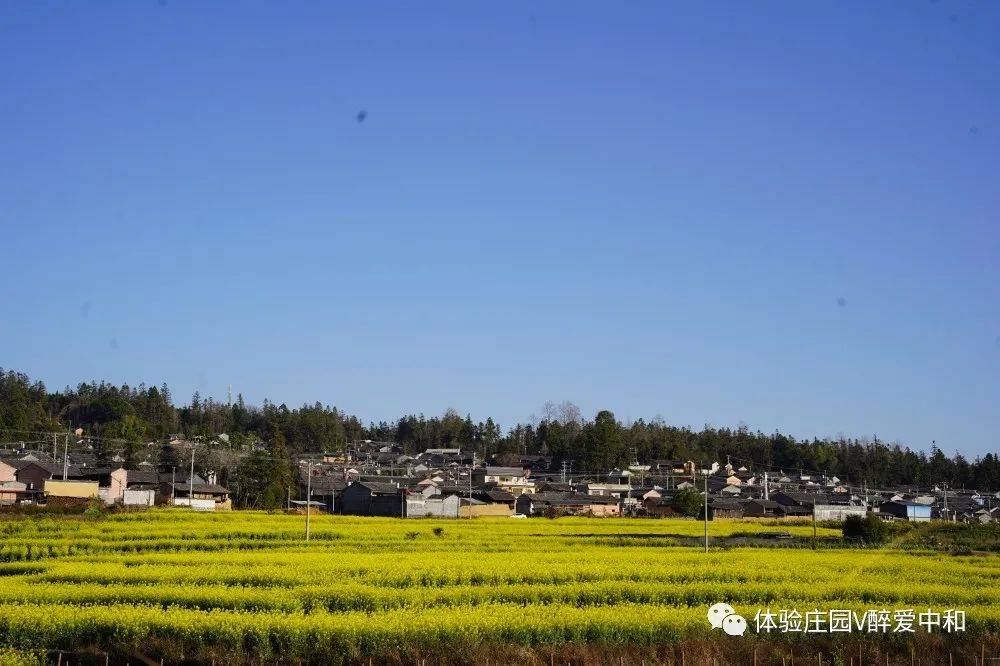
969, 508, 996, 524
631, 488, 662, 502
474, 466, 527, 484
743, 499, 782, 518
581, 483, 631, 498
813, 502, 866, 521
120, 469, 160, 506
534, 481, 572, 493
44, 479, 100, 500
460, 493, 514, 517
458, 497, 506, 517
878, 500, 932, 522
472, 466, 534, 495
170, 477, 232, 511
406, 492, 461, 518
772, 491, 817, 509
651, 460, 688, 475
423, 448, 462, 456
473, 488, 517, 508
515, 492, 620, 517
74, 467, 128, 505
0, 481, 28, 505
124, 469, 160, 491
606, 469, 633, 485
775, 504, 813, 518
709, 499, 745, 519
642, 495, 681, 518
0, 459, 16, 484
340, 481, 405, 517
11, 461, 57, 492
305, 476, 348, 512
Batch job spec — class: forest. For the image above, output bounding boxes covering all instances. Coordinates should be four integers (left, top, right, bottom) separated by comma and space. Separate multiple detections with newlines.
1, 368, 997, 490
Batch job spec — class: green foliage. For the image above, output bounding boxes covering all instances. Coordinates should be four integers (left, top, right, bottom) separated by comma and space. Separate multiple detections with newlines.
672, 488, 703, 518
902, 521, 1000, 553
0, 648, 44, 666
2, 368, 999, 492
842, 514, 890, 544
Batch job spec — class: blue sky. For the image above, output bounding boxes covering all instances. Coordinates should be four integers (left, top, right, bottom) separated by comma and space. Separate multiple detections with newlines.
1, 2, 998, 456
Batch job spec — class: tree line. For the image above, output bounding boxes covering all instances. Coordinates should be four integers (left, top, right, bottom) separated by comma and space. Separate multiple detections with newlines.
1, 368, 998, 491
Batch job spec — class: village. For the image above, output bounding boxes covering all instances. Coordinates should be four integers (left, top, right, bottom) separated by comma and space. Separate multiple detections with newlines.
1, 438, 996, 524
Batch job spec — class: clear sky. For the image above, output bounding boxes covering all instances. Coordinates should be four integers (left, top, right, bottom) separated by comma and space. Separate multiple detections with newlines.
1, 2, 998, 456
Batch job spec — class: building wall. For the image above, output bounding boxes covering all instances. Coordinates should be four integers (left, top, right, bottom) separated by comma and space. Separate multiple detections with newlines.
16, 466, 50, 491
341, 485, 403, 516
586, 504, 620, 517
107, 468, 127, 503
123, 489, 156, 507
407, 495, 461, 518
0, 462, 16, 484
0, 481, 26, 505
172, 497, 217, 511
814, 505, 866, 521
45, 480, 99, 498
460, 503, 513, 518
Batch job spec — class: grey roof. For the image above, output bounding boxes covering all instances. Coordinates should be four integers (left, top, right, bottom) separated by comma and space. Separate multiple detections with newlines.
522, 492, 618, 506
173, 482, 229, 494
477, 489, 516, 503
308, 477, 348, 492
484, 466, 525, 476
881, 499, 929, 507
354, 481, 401, 495
125, 470, 160, 485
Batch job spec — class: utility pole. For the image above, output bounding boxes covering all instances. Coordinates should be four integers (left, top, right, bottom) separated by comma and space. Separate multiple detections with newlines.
171, 467, 176, 502
62, 436, 69, 480
561, 461, 568, 484
703, 470, 709, 553
188, 444, 196, 508
305, 461, 312, 541
52, 433, 57, 462
763, 471, 769, 501
812, 500, 817, 550
467, 456, 473, 519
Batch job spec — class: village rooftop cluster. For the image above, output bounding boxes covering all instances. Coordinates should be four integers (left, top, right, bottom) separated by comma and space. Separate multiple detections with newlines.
1, 438, 997, 524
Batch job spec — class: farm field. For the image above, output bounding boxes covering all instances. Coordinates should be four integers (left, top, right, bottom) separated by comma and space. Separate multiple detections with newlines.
0, 511, 998, 664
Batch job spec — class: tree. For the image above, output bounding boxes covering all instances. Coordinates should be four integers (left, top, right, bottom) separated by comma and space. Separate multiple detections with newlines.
109, 413, 147, 468
582, 410, 624, 471
673, 487, 703, 518
158, 440, 179, 472
843, 514, 889, 545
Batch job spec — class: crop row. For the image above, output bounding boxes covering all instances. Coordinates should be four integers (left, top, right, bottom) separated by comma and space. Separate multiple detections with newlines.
0, 578, 997, 614
4, 602, 999, 662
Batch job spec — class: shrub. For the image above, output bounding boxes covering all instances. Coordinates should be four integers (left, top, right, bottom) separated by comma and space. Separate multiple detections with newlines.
672, 488, 703, 518
842, 513, 889, 545
83, 499, 105, 520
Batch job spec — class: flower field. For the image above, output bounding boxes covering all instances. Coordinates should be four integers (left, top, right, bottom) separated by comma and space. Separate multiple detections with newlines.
0, 511, 997, 664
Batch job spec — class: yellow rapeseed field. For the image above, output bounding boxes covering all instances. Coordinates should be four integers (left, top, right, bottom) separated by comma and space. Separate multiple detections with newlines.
0, 511, 996, 663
